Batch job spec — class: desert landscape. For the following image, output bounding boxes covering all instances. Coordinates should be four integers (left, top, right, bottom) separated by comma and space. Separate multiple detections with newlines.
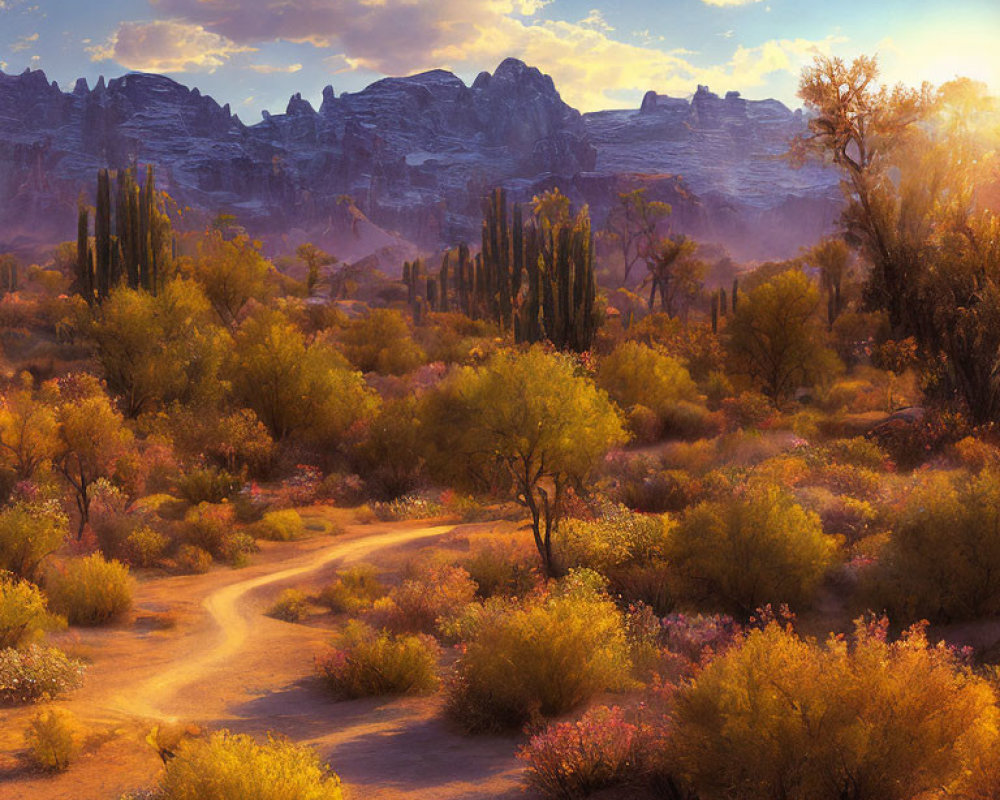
3, 1, 1000, 799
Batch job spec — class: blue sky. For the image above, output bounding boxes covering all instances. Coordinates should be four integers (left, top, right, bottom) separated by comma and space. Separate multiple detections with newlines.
1, 0, 998, 117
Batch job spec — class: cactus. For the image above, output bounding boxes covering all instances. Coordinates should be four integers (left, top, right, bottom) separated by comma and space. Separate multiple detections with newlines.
410, 187, 599, 351
732, 278, 739, 313
0, 255, 17, 296
711, 292, 719, 334
77, 164, 169, 302
720, 286, 727, 317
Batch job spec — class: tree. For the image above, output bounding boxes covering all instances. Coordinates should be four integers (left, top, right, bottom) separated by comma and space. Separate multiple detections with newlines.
605, 189, 672, 287
88, 279, 225, 418
421, 347, 626, 576
670, 618, 997, 800
794, 55, 931, 335
726, 270, 839, 404
804, 237, 852, 329
186, 231, 271, 329
645, 235, 703, 316
296, 243, 337, 297
52, 380, 135, 537
0, 502, 69, 581
0, 376, 58, 483
228, 311, 378, 443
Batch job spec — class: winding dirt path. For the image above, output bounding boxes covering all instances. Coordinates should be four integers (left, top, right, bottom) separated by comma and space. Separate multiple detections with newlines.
2, 520, 528, 799
109, 523, 456, 722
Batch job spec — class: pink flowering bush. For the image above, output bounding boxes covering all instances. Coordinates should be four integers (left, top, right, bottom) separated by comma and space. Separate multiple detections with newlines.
519, 705, 656, 799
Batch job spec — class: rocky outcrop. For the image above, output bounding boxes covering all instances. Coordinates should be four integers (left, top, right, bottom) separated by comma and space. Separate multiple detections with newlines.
0, 60, 838, 264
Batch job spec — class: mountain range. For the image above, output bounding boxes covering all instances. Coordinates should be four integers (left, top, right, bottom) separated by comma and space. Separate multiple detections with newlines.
0, 57, 841, 267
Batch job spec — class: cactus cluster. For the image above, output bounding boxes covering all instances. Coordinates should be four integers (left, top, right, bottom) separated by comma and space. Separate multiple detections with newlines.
76, 164, 171, 303
407, 187, 599, 352
0, 255, 17, 296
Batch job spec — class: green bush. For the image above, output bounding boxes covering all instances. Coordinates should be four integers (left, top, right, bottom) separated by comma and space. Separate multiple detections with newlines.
267, 589, 309, 623
123, 526, 169, 568
46, 553, 133, 626
315, 621, 440, 698
160, 730, 343, 800
24, 708, 82, 771
446, 572, 631, 732
667, 486, 837, 615
175, 544, 212, 574
0, 573, 64, 649
0, 645, 85, 704
317, 564, 384, 612
175, 466, 242, 505
253, 509, 305, 541
870, 470, 1000, 621
0, 502, 68, 581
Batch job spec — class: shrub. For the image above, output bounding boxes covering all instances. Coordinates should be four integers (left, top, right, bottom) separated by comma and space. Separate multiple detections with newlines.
720, 391, 775, 431
181, 502, 237, 558
367, 564, 476, 635
123, 526, 169, 568
371, 495, 443, 522
0, 502, 68, 581
446, 572, 631, 732
222, 531, 258, 567
253, 509, 305, 541
315, 621, 440, 698
667, 487, 837, 615
0, 574, 64, 649
46, 554, 133, 626
596, 342, 703, 441
0, 645, 85, 704
24, 708, 81, 771
519, 705, 654, 800
557, 505, 671, 574
669, 619, 997, 800
267, 589, 309, 623
461, 539, 539, 599
353, 395, 427, 500
175, 466, 242, 505
870, 470, 1000, 621
317, 564, 384, 612
175, 544, 212, 574
339, 308, 426, 376
160, 730, 343, 800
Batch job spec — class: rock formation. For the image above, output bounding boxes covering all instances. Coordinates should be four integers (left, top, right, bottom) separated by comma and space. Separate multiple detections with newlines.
0, 60, 839, 264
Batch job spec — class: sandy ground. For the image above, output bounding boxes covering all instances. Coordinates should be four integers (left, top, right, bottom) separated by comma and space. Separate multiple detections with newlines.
0, 517, 530, 800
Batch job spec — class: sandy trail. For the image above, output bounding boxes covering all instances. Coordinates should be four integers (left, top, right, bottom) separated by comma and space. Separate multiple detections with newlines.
3, 521, 527, 799
109, 524, 456, 721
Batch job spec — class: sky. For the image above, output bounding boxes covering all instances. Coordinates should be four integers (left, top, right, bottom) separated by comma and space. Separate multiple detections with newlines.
1, 0, 998, 119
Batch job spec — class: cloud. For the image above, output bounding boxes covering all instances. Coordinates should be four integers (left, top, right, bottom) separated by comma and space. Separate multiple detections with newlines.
89, 20, 254, 73
11, 32, 38, 52
248, 62, 303, 74
700, 0, 764, 6
146, 0, 841, 110
580, 9, 613, 33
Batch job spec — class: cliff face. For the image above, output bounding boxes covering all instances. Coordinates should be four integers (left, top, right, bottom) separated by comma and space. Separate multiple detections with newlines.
0, 63, 839, 263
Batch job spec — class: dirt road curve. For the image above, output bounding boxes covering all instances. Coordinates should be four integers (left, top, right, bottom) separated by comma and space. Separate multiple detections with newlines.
110, 524, 456, 721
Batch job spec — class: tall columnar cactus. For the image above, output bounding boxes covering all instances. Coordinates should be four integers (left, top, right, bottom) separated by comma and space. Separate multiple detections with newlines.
94, 168, 112, 299
77, 164, 170, 302
732, 278, 739, 314
76, 200, 94, 303
719, 286, 727, 317
0, 256, 17, 296
711, 291, 719, 334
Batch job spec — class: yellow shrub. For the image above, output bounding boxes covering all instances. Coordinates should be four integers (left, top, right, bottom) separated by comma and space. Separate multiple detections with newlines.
667, 486, 837, 615
160, 730, 343, 800
24, 708, 82, 771
670, 620, 997, 800
45, 554, 133, 626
